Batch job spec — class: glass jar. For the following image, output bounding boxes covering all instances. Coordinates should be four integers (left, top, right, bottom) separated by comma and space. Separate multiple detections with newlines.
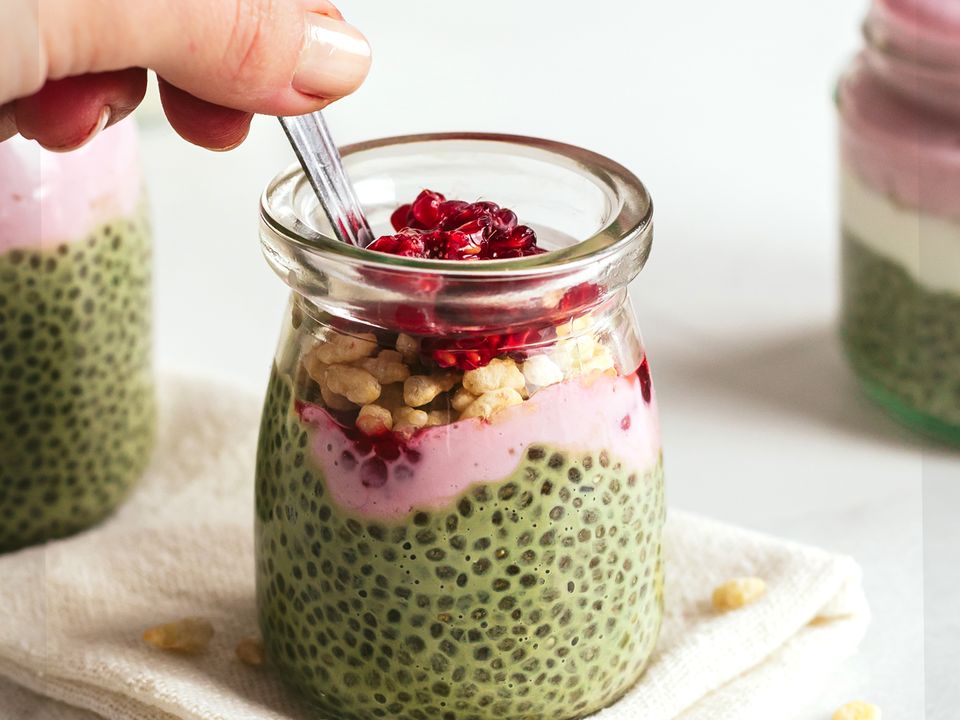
0, 118, 155, 552
838, 0, 960, 443
256, 133, 664, 719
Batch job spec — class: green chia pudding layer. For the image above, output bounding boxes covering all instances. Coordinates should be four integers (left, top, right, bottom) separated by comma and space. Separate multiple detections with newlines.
841, 231, 960, 438
0, 211, 155, 552
256, 368, 665, 720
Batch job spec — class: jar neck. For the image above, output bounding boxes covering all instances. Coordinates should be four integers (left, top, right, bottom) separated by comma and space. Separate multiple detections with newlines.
863, 2, 960, 117
277, 244, 642, 339
261, 134, 654, 336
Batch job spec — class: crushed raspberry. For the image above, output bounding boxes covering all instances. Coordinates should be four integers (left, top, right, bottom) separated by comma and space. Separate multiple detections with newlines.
370, 191, 606, 371
364, 230, 426, 258
368, 190, 547, 261
294, 400, 420, 480
371, 190, 555, 369
373, 438, 402, 461
423, 327, 548, 371
393, 305, 435, 334
297, 399, 425, 487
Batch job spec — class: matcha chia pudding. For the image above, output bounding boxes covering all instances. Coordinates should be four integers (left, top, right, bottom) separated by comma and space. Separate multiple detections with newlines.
256, 135, 663, 719
838, 0, 960, 443
0, 119, 155, 552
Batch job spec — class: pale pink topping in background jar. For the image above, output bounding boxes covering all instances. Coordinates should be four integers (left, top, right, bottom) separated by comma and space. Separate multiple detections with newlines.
0, 118, 142, 253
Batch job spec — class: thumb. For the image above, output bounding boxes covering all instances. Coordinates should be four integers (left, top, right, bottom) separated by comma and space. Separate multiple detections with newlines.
42, 0, 371, 116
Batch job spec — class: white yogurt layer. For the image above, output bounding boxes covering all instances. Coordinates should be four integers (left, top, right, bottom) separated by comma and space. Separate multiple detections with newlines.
841, 165, 960, 295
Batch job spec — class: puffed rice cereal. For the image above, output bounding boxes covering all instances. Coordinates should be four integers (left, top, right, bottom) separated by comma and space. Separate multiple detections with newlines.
451, 386, 478, 412
403, 372, 459, 407
325, 364, 381, 405
832, 701, 881, 720
312, 331, 378, 364
235, 637, 265, 666
143, 618, 214, 654
711, 577, 767, 611
462, 358, 526, 395
521, 354, 564, 388
393, 406, 430, 432
395, 333, 421, 363
355, 349, 411, 385
356, 404, 393, 435
460, 388, 524, 420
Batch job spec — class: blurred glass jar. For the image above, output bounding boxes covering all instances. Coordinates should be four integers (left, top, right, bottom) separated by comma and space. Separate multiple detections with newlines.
838, 0, 960, 444
0, 119, 156, 552
256, 134, 664, 719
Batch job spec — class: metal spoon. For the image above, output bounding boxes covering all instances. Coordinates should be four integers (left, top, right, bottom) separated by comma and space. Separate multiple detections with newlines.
278, 112, 374, 248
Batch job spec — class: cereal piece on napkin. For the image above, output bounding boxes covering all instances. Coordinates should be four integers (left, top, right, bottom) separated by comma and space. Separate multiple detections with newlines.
833, 701, 882, 720
235, 637, 265, 667
142, 618, 214, 654
712, 577, 767, 611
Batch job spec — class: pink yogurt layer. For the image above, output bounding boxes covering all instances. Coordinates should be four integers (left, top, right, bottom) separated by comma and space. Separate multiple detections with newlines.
871, 0, 960, 63
0, 117, 142, 253
299, 371, 661, 521
840, 56, 960, 219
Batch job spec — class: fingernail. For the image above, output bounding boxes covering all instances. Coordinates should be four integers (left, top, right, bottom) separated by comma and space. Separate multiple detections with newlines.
294, 14, 371, 99
40, 106, 111, 152
208, 119, 254, 153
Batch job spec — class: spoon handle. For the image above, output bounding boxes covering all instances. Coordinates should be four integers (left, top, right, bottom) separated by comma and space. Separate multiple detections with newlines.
279, 113, 374, 248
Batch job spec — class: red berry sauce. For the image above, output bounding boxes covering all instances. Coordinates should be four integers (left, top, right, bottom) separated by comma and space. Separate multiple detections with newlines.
296, 399, 423, 488
636, 357, 652, 404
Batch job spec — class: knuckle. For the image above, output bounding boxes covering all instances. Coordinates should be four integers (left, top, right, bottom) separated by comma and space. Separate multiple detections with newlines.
223, 0, 274, 82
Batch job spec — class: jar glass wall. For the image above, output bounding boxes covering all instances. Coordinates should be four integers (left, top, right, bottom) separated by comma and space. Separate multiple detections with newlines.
0, 118, 156, 552
256, 134, 664, 719
838, 0, 960, 444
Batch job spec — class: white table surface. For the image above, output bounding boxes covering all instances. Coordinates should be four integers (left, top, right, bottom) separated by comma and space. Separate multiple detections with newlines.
139, 1, 956, 717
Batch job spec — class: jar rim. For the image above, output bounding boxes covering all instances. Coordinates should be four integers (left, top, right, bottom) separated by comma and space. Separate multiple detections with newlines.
260, 132, 653, 279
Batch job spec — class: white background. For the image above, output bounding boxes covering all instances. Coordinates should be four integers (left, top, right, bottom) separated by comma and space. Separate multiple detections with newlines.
138, 1, 957, 717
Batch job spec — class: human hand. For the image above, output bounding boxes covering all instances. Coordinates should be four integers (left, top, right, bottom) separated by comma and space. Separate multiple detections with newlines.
0, 0, 371, 150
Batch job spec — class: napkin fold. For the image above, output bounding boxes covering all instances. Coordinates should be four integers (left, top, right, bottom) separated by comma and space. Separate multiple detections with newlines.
0, 376, 869, 720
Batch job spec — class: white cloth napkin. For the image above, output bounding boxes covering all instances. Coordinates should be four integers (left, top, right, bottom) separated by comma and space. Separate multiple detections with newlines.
0, 376, 869, 720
